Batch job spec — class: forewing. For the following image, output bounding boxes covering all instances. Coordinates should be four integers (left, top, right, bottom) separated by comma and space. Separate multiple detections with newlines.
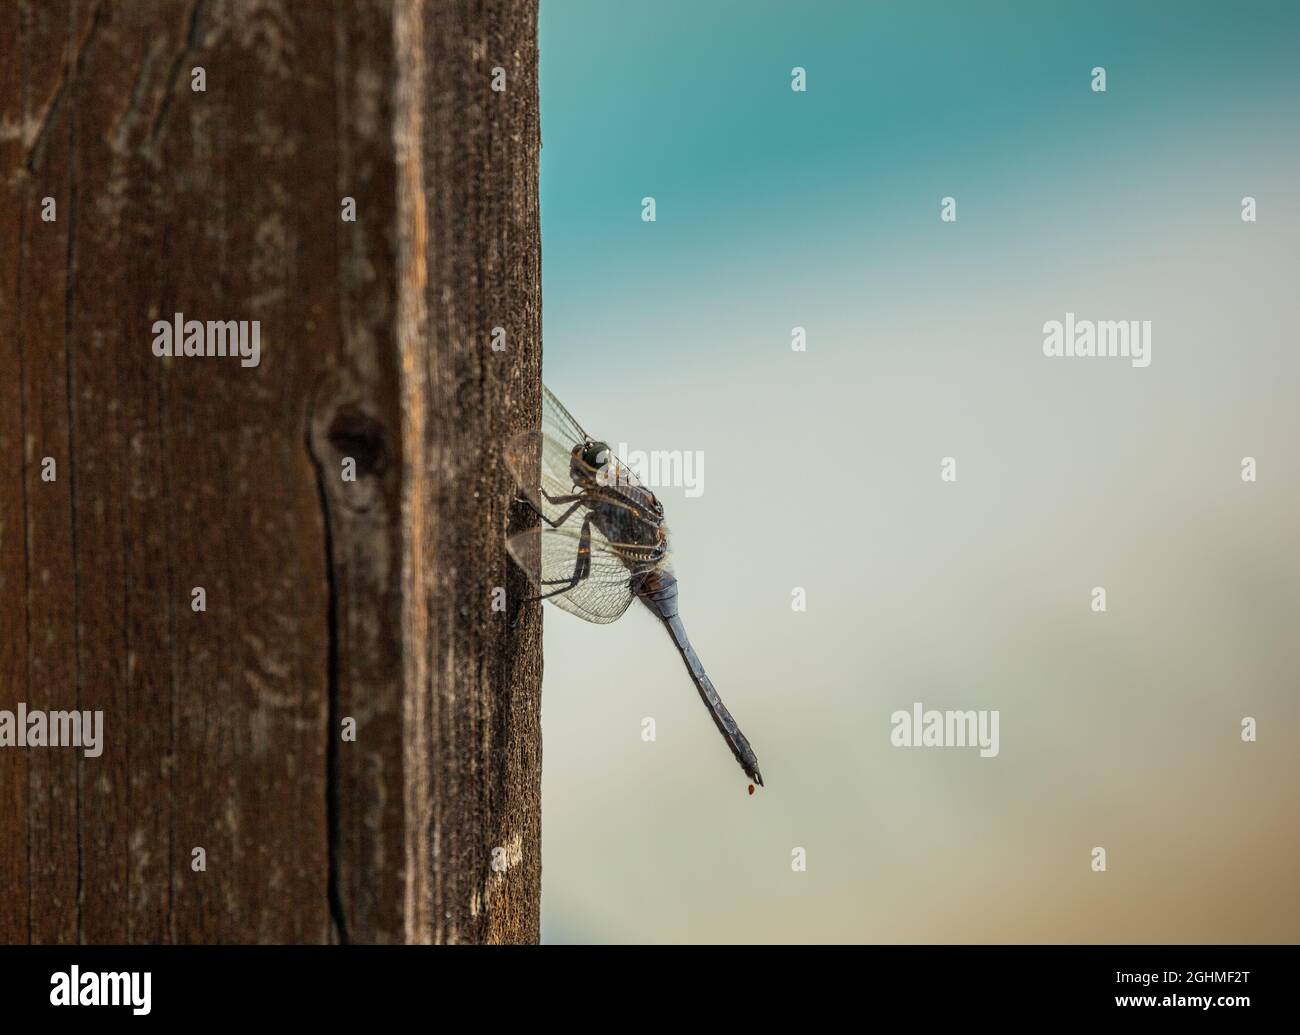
540, 384, 648, 492
506, 386, 588, 517
505, 384, 652, 527
504, 428, 582, 517
540, 383, 589, 450
505, 523, 635, 624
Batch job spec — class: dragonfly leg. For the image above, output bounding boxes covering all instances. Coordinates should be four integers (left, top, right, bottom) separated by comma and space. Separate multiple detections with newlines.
516, 491, 584, 509
539, 499, 585, 529
515, 493, 586, 529
520, 515, 594, 602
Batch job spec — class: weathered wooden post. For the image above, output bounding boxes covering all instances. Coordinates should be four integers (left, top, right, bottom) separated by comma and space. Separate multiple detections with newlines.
0, 0, 542, 945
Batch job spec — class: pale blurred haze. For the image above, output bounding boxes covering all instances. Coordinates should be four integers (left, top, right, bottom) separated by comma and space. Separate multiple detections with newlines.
536, 0, 1300, 942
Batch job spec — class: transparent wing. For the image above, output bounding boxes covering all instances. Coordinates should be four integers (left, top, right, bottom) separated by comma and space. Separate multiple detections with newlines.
505, 384, 652, 527
506, 386, 581, 517
503, 427, 588, 517
505, 523, 636, 624
538, 383, 588, 452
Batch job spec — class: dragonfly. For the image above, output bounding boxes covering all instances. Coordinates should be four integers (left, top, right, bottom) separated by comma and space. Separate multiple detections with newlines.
505, 385, 763, 788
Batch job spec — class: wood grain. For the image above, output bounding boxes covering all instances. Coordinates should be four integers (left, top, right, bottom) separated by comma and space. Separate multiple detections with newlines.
0, 0, 541, 945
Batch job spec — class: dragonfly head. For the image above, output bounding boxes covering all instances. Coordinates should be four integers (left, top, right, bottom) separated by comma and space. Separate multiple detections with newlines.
571, 439, 611, 485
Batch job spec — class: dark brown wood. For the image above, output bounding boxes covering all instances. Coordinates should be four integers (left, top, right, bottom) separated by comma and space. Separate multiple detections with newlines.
0, 0, 541, 945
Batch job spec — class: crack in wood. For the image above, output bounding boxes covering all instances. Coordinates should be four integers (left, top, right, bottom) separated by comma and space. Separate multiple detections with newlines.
147, 0, 208, 150
22, 0, 104, 174
306, 396, 350, 945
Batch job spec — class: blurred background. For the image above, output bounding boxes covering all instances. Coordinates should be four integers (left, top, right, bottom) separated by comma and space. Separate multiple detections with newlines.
536, 0, 1300, 942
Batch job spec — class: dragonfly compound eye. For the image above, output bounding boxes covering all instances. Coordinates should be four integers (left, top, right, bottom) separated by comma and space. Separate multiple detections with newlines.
581, 441, 609, 470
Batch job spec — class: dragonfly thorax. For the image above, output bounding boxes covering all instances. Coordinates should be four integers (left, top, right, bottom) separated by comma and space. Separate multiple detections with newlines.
570, 441, 661, 516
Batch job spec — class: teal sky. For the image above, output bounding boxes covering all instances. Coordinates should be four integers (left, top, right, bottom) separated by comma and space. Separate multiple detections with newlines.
541, 1, 1300, 381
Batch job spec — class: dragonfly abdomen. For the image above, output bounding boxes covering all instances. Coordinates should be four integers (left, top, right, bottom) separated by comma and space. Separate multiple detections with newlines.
633, 571, 764, 787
